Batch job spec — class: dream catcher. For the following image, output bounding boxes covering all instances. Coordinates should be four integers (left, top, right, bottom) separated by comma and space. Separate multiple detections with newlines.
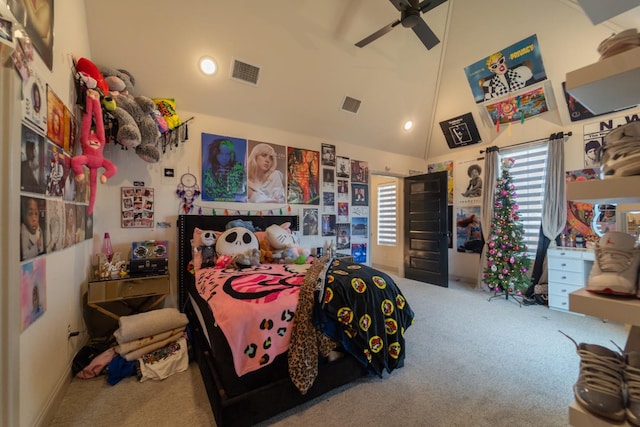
176, 171, 201, 213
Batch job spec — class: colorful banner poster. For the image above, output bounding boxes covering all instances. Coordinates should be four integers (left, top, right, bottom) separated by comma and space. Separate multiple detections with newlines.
439, 113, 481, 149
465, 34, 547, 104
201, 133, 247, 202
483, 84, 549, 125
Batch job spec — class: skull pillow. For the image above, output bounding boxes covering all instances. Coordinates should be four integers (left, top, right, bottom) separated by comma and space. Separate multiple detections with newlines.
216, 227, 259, 258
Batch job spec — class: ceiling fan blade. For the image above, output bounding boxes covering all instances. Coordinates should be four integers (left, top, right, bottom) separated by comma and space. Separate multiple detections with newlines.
388, 0, 413, 12
411, 18, 440, 49
418, 0, 448, 15
355, 19, 401, 48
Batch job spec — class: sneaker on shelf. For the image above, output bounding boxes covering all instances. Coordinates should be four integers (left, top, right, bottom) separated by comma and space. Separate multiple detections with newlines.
586, 231, 640, 296
604, 121, 640, 148
561, 331, 626, 422
597, 28, 640, 60
627, 351, 640, 426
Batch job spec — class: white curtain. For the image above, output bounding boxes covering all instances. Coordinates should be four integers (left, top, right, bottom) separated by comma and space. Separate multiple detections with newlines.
542, 134, 567, 246
476, 147, 499, 290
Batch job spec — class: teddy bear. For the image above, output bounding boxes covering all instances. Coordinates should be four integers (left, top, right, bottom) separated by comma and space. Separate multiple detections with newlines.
100, 66, 161, 163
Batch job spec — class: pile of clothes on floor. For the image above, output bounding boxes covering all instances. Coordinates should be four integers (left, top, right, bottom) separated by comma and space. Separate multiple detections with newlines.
73, 308, 189, 385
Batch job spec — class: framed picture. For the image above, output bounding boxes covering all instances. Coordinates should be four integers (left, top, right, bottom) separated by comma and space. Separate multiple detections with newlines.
351, 183, 368, 206
121, 186, 154, 228
0, 15, 14, 47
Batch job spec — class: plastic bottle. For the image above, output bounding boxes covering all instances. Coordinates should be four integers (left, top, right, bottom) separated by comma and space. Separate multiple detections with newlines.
101, 232, 114, 262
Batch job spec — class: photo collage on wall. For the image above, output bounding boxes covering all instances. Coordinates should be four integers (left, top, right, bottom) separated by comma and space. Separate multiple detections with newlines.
121, 186, 155, 228
12, 9, 88, 330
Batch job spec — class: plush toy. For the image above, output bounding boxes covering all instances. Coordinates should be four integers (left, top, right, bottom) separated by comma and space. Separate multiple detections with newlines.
231, 248, 261, 269
263, 223, 310, 264
100, 66, 161, 163
76, 57, 109, 97
216, 227, 260, 258
197, 230, 217, 269
71, 89, 117, 215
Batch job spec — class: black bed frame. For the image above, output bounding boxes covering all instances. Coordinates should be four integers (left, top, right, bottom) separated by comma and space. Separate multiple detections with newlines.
177, 215, 367, 427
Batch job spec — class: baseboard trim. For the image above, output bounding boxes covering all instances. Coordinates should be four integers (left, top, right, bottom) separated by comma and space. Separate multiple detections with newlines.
33, 364, 73, 427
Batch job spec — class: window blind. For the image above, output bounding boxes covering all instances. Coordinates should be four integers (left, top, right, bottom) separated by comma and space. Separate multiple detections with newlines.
377, 183, 397, 246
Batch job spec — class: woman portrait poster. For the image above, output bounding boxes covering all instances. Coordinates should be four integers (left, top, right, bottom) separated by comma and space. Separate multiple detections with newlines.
201, 133, 247, 202
247, 140, 286, 203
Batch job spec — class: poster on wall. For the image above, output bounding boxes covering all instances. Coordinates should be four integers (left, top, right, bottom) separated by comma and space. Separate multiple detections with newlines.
303, 208, 318, 236
336, 156, 350, 178
351, 183, 368, 206
351, 242, 367, 264
246, 140, 286, 203
0, 15, 14, 47
20, 195, 46, 261
336, 223, 350, 250
44, 142, 65, 197
351, 217, 368, 236
46, 85, 65, 148
454, 158, 484, 206
456, 206, 483, 254
201, 133, 247, 202
7, 0, 54, 70
121, 186, 154, 228
321, 143, 336, 167
464, 34, 547, 104
439, 113, 481, 149
480, 82, 553, 127
583, 113, 640, 169
287, 147, 320, 204
45, 198, 64, 253
563, 169, 600, 244
428, 160, 454, 205
20, 257, 46, 331
20, 122, 46, 194
350, 160, 369, 184
321, 214, 336, 236
22, 74, 47, 130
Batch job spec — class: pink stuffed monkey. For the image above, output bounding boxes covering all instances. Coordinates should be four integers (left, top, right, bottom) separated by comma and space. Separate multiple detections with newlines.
71, 89, 117, 214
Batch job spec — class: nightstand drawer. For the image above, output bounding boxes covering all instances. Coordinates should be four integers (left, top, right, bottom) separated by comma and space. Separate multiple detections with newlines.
547, 269, 585, 286
548, 257, 584, 273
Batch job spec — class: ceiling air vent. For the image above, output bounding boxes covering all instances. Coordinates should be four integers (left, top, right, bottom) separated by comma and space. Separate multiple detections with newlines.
341, 96, 361, 114
231, 59, 260, 86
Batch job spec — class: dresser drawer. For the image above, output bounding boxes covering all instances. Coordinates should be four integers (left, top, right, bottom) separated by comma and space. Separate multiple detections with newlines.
548, 257, 584, 273
547, 269, 585, 286
548, 281, 583, 297
549, 293, 571, 311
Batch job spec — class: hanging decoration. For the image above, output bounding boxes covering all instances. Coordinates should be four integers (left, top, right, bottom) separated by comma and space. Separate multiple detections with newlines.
176, 171, 201, 214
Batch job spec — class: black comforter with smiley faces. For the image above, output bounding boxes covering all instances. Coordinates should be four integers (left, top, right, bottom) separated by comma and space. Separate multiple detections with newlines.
313, 258, 415, 376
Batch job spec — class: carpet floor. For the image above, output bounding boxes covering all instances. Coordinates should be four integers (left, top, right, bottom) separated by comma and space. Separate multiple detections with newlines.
49, 275, 628, 427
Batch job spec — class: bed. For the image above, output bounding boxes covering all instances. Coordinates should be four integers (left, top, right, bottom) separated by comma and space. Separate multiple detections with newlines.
177, 214, 413, 426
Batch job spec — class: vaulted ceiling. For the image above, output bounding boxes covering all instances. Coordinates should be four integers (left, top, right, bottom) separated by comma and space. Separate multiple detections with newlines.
83, 0, 640, 160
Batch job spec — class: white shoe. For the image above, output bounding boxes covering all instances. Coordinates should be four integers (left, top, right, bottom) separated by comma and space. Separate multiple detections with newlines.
587, 232, 640, 296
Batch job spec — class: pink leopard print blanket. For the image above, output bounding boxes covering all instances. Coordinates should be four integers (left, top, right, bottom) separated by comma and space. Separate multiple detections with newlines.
195, 263, 309, 376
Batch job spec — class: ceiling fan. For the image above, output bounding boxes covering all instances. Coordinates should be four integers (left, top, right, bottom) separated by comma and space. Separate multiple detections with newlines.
355, 0, 448, 50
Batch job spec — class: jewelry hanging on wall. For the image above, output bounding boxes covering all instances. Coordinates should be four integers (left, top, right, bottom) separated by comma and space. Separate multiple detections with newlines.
176, 171, 201, 213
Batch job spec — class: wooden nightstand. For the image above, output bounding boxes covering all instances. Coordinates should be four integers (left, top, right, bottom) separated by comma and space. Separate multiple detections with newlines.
87, 274, 170, 320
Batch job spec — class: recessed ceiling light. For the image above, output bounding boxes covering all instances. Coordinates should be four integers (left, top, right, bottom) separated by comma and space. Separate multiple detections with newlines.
199, 56, 217, 75
403, 120, 414, 131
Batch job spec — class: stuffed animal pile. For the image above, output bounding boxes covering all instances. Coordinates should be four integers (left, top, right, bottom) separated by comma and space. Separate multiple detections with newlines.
74, 57, 162, 163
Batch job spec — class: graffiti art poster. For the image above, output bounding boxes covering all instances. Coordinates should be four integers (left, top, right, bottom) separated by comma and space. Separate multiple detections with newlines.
482, 83, 551, 126
287, 147, 319, 204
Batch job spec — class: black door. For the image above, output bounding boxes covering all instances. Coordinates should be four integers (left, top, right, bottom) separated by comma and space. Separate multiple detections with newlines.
403, 171, 449, 286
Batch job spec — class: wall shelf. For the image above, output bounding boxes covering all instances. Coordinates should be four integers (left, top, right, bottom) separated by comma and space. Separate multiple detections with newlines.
566, 176, 640, 204
565, 47, 640, 115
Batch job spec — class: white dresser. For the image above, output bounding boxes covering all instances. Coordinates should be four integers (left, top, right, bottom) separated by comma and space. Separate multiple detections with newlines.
547, 248, 594, 312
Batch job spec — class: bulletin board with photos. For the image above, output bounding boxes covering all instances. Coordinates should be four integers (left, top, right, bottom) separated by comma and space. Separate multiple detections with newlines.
121, 186, 154, 228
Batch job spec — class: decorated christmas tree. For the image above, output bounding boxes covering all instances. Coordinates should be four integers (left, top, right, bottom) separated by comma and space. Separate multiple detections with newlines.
483, 157, 531, 298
